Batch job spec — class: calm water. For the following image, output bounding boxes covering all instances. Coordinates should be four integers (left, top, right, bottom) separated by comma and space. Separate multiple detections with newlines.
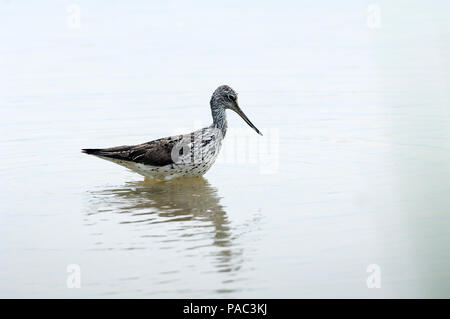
1, 1, 449, 298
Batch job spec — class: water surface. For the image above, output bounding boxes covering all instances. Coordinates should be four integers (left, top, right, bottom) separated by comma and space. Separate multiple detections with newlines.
1, 1, 449, 298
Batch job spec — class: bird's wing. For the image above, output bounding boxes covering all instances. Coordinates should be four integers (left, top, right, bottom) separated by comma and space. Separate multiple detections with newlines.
82, 134, 186, 167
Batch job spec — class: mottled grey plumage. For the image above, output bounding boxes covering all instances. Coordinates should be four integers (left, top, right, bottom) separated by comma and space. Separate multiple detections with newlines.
82, 85, 262, 180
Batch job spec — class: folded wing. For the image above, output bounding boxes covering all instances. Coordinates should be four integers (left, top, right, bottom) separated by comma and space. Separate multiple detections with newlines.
82, 135, 184, 167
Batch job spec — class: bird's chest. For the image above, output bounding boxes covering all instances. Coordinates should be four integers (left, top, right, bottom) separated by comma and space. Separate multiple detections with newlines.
176, 132, 223, 175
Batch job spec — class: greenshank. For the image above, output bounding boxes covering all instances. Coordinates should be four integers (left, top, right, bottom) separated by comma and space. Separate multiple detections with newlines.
82, 85, 262, 179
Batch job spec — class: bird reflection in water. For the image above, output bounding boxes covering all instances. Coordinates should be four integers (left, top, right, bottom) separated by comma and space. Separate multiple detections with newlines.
86, 177, 243, 274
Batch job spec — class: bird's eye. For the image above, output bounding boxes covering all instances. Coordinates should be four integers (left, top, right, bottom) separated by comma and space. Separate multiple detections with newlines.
228, 94, 236, 101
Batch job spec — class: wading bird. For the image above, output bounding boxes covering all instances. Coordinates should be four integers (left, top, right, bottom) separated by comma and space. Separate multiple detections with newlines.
82, 85, 262, 180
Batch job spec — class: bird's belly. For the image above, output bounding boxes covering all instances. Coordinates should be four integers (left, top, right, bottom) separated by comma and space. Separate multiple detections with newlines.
97, 132, 222, 180
130, 143, 221, 180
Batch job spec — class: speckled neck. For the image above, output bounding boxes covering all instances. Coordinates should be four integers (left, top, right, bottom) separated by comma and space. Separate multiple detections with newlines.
210, 99, 227, 137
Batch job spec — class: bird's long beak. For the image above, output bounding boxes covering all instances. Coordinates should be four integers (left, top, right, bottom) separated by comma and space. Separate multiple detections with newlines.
232, 105, 263, 136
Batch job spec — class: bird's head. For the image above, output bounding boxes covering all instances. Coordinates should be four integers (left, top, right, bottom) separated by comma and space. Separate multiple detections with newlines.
211, 85, 262, 136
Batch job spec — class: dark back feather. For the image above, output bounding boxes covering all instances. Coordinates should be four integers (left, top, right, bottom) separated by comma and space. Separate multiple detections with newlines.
82, 134, 184, 167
